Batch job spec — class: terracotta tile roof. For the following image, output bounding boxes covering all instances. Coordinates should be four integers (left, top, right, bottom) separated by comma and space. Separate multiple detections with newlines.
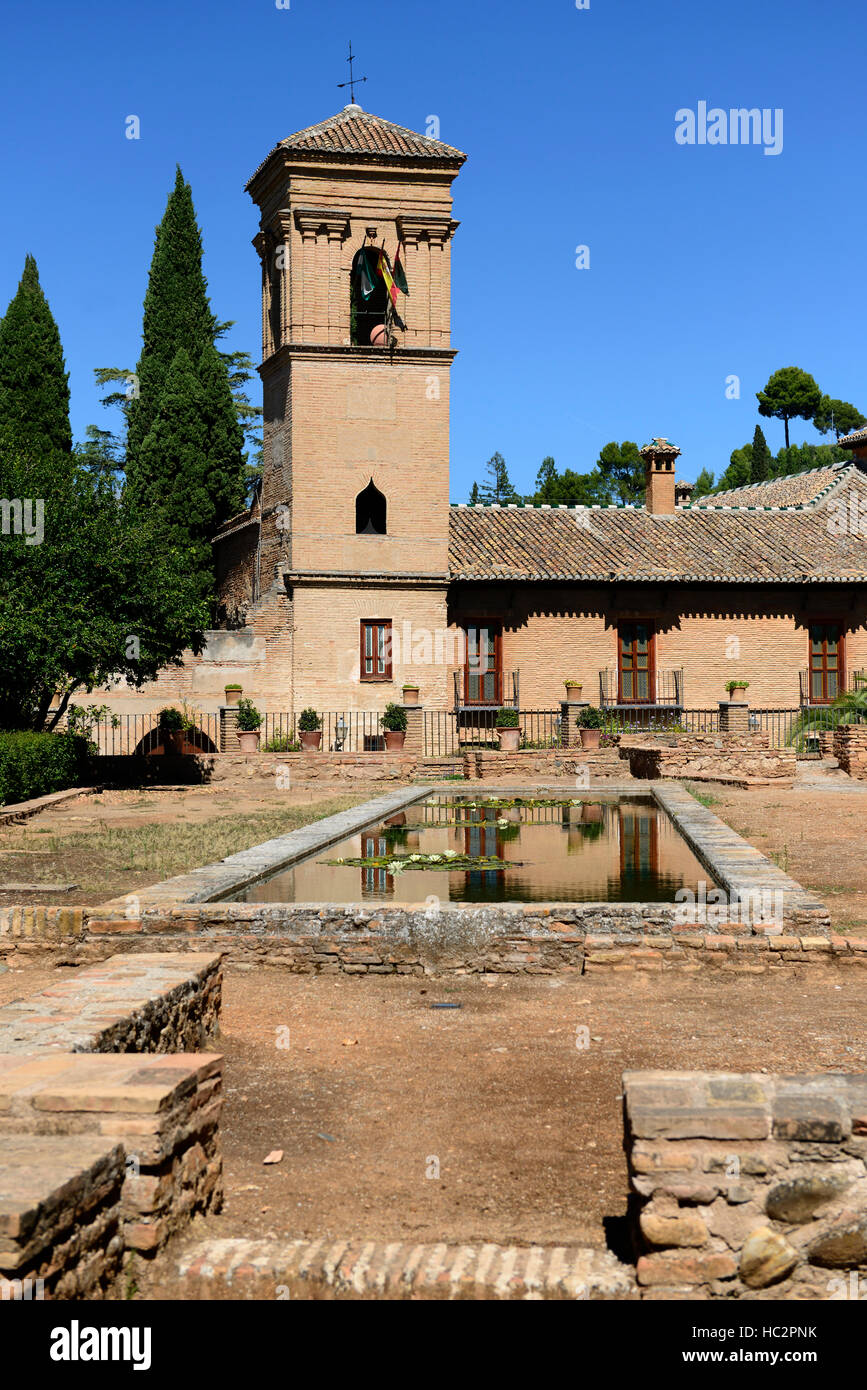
691, 464, 845, 510
246, 106, 465, 186
448, 465, 867, 584
840, 424, 867, 447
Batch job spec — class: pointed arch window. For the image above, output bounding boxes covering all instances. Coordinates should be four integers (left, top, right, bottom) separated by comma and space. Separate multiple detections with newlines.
356, 479, 387, 535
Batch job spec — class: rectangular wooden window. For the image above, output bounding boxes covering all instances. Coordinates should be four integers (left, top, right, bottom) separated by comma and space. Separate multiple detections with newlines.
809, 624, 843, 705
464, 626, 501, 705
618, 622, 654, 704
360, 620, 392, 682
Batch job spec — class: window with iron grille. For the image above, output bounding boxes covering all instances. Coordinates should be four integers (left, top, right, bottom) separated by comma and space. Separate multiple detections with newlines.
360, 620, 392, 682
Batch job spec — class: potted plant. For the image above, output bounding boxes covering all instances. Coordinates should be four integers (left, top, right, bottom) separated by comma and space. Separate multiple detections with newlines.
401, 683, 420, 707
158, 707, 186, 756
298, 707, 322, 751
564, 680, 583, 699
224, 684, 243, 706
577, 705, 605, 750
495, 707, 521, 752
381, 702, 408, 751
236, 697, 262, 753
724, 680, 750, 700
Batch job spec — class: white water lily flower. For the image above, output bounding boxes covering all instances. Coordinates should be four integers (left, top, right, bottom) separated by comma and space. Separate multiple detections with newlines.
409, 854, 422, 862
428, 854, 443, 863
443, 850, 459, 858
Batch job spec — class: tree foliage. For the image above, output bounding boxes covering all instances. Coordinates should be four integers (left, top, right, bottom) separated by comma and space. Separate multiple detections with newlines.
0, 429, 207, 731
756, 367, 822, 448
594, 440, 645, 505
0, 256, 71, 454
476, 451, 521, 505
750, 425, 772, 483
813, 396, 866, 439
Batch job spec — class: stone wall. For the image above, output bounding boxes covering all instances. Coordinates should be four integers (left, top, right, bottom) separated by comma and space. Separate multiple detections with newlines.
625, 1071, 867, 1299
833, 724, 867, 779
0, 1135, 126, 1299
0, 952, 222, 1053
619, 732, 796, 787
0, 1052, 223, 1258
0, 951, 226, 1295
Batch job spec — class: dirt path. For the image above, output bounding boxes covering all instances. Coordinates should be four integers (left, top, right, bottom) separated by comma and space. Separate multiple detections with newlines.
689, 782, 867, 935
193, 967, 867, 1253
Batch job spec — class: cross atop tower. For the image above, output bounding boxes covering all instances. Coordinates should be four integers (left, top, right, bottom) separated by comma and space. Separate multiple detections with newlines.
337, 41, 367, 106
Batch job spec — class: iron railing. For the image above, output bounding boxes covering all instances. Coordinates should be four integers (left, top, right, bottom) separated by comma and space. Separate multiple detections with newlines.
452, 668, 519, 710
424, 708, 563, 755
599, 669, 684, 708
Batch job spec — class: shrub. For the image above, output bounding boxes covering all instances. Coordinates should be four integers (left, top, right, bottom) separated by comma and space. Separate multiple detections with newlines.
576, 705, 605, 729
495, 707, 519, 728
298, 708, 321, 732
0, 731, 90, 806
158, 706, 185, 732
381, 702, 408, 733
263, 733, 300, 753
236, 698, 262, 732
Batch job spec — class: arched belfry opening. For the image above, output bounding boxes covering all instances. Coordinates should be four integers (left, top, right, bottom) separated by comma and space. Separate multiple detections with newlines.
350, 244, 388, 346
356, 479, 387, 535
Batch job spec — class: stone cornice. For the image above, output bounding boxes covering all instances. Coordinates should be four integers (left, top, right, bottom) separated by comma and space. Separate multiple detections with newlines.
283, 570, 449, 589
397, 213, 459, 245
292, 208, 351, 241
259, 343, 457, 373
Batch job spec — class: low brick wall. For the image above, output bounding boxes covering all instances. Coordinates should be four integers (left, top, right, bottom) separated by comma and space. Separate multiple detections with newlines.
0, 1052, 223, 1257
625, 1071, 867, 1299
69, 905, 856, 976
620, 733, 796, 787
0, 951, 226, 1295
165, 1237, 637, 1301
0, 1134, 126, 1299
0, 952, 222, 1054
833, 724, 867, 779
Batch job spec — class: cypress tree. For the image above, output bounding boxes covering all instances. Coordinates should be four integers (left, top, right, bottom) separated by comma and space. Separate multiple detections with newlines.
750, 425, 772, 483
125, 167, 217, 473
0, 255, 72, 453
134, 345, 247, 597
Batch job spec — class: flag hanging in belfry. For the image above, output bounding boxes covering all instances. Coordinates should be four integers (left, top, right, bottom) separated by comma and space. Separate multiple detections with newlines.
378, 248, 398, 308
393, 241, 409, 296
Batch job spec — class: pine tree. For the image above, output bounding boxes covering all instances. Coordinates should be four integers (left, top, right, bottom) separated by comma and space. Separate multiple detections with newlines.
469, 481, 480, 504
0, 255, 71, 453
478, 452, 520, 505
125, 168, 217, 469
692, 468, 715, 498
195, 341, 247, 524
750, 425, 772, 483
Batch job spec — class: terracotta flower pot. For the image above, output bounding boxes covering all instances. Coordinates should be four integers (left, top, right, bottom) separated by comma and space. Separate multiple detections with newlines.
384, 730, 406, 752
370, 323, 387, 346
580, 727, 602, 750
162, 729, 185, 756
300, 730, 322, 751
224, 687, 242, 706
402, 687, 420, 706
238, 731, 260, 753
565, 684, 583, 699
497, 727, 521, 752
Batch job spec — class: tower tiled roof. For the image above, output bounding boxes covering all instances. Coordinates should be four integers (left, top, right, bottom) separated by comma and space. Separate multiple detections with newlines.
246, 106, 465, 186
447, 463, 867, 584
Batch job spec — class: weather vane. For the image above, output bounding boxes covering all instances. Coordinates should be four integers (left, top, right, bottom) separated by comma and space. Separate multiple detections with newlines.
337, 41, 367, 105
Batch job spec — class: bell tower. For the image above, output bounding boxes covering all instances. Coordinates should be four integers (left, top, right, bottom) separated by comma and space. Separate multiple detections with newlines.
246, 103, 465, 586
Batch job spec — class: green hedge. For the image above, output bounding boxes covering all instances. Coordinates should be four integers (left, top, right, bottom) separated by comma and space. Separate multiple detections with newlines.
0, 732, 91, 807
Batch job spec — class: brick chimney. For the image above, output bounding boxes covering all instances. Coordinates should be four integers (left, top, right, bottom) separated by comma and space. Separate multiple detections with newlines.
675, 480, 694, 508
641, 438, 682, 515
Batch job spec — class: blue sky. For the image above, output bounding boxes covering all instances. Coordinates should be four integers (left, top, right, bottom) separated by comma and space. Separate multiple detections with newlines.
0, 0, 863, 497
